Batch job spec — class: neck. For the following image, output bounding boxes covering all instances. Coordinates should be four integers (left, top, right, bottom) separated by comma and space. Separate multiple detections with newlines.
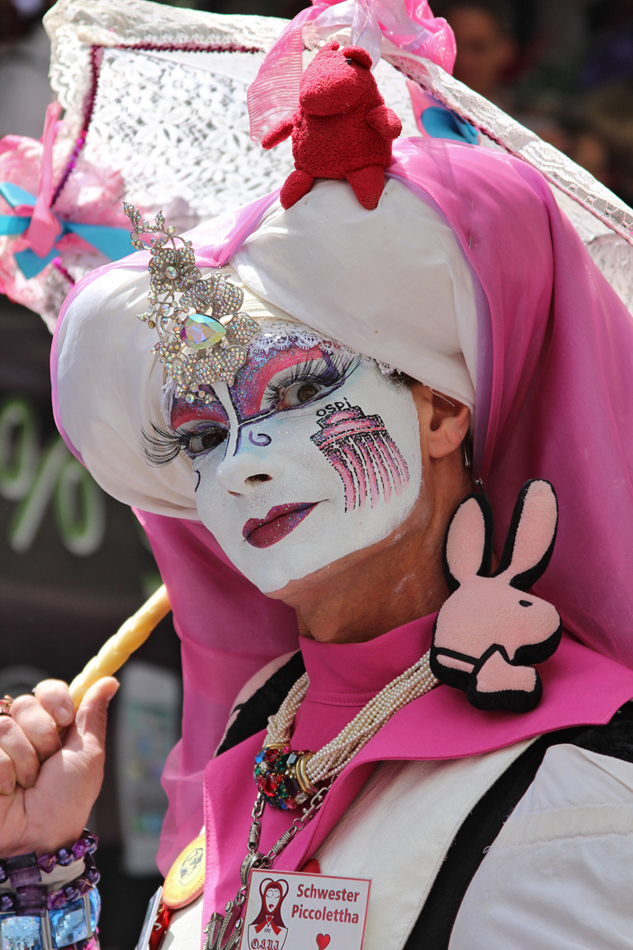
294, 533, 448, 643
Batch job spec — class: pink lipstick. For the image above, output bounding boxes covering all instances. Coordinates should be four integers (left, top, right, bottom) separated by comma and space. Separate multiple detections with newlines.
243, 503, 317, 548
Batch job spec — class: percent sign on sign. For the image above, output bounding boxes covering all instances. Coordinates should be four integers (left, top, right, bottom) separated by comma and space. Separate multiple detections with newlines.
0, 396, 106, 556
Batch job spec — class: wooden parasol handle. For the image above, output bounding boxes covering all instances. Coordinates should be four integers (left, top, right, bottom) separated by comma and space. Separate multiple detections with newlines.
68, 585, 172, 709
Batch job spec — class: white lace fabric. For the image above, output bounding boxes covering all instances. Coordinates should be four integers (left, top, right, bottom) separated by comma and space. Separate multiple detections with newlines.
248, 319, 396, 375
30, 0, 633, 326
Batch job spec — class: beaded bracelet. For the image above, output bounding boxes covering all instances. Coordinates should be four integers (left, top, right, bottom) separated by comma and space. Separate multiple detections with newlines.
0, 832, 98, 882
0, 855, 100, 914
0, 887, 101, 950
0, 834, 101, 950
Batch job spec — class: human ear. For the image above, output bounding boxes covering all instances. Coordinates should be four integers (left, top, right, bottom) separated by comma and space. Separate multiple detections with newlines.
412, 383, 470, 460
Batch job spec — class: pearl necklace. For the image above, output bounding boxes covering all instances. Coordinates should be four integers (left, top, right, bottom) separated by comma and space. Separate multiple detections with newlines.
255, 650, 439, 808
203, 649, 439, 949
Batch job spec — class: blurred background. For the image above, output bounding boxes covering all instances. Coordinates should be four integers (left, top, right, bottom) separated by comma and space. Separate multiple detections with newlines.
1, 0, 632, 948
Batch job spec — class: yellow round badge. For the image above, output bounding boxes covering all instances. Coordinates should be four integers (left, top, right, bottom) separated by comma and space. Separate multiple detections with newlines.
163, 834, 206, 910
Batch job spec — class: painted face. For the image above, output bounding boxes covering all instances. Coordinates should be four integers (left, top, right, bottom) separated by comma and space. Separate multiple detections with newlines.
170, 343, 422, 593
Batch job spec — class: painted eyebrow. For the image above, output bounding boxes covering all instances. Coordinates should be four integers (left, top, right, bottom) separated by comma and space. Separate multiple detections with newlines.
170, 399, 228, 429
229, 350, 355, 422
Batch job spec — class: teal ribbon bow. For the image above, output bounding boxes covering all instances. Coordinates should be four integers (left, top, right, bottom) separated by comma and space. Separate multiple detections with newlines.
0, 182, 133, 279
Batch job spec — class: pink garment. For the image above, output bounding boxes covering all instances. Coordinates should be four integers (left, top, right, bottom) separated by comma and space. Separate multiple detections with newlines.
51, 138, 633, 873
136, 513, 300, 864
202, 614, 633, 921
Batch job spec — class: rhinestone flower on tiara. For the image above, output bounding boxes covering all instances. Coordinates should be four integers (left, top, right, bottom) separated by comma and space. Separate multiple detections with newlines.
124, 203, 259, 402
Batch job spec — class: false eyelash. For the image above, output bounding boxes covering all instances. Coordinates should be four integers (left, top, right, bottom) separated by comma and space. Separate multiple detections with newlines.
263, 352, 357, 407
142, 423, 191, 466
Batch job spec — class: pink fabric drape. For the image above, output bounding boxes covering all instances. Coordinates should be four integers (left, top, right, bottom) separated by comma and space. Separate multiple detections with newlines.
135, 514, 300, 869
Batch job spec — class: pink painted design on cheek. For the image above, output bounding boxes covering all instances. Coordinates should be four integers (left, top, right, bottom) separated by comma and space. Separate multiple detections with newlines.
311, 406, 409, 512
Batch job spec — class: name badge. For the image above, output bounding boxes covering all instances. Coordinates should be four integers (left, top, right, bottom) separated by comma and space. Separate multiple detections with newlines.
241, 869, 371, 950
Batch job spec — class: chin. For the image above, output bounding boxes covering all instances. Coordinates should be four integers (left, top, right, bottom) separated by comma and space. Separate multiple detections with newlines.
253, 526, 413, 603
233, 487, 428, 601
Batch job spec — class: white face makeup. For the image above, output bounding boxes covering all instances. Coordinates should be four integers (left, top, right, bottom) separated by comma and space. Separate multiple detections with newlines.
169, 343, 422, 593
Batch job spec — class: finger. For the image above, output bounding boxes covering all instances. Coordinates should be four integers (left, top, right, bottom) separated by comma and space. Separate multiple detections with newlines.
0, 750, 16, 796
33, 679, 75, 728
69, 678, 119, 761
11, 695, 62, 763
0, 716, 40, 789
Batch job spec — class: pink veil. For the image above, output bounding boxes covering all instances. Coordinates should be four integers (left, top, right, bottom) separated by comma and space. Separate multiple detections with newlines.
52, 138, 633, 872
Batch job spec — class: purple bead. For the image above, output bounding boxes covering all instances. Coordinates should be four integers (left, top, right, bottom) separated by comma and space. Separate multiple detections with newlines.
48, 890, 67, 910
15, 883, 47, 915
56, 848, 73, 867
71, 839, 89, 860
75, 879, 91, 897
37, 853, 57, 874
85, 867, 100, 885
7, 854, 40, 892
0, 861, 7, 883
63, 885, 79, 902
0, 894, 14, 912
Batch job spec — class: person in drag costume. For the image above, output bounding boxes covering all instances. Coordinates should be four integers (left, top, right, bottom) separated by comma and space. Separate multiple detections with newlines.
2, 2, 633, 949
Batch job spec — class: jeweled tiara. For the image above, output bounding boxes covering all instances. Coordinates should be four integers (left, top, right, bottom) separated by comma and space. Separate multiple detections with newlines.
124, 204, 258, 401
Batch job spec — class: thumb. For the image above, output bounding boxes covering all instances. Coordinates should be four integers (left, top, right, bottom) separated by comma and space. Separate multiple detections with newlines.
67, 677, 119, 759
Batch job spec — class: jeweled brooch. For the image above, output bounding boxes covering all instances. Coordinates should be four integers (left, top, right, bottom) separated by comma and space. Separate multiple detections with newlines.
253, 746, 317, 810
124, 204, 258, 399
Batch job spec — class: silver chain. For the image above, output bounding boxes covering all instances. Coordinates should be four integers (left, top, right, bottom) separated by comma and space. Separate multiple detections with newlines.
202, 785, 330, 950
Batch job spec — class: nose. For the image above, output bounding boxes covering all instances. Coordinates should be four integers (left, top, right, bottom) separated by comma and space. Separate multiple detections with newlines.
215, 440, 286, 494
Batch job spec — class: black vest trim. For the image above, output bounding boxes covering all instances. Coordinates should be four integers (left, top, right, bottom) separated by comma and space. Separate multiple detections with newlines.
404, 702, 633, 949
215, 651, 306, 757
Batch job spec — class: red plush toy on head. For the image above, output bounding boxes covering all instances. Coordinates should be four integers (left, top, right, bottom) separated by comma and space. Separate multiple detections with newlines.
261, 41, 402, 210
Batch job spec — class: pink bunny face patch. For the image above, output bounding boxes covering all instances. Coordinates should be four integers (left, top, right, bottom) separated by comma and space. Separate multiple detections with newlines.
431, 480, 562, 712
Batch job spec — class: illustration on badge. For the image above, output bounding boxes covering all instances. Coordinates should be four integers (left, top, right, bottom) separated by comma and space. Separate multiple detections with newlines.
179, 845, 203, 885
247, 878, 289, 950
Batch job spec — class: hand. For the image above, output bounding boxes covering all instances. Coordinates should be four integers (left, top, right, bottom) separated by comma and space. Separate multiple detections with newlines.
0, 677, 119, 857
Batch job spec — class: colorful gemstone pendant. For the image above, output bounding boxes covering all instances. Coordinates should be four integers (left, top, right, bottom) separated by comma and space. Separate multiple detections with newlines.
181, 313, 226, 349
253, 747, 317, 810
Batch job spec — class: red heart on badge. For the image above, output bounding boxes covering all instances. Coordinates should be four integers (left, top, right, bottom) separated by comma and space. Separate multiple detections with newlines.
316, 935, 331, 950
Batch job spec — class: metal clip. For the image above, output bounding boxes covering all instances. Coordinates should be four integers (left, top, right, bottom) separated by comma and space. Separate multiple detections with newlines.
202, 907, 243, 950
239, 851, 270, 886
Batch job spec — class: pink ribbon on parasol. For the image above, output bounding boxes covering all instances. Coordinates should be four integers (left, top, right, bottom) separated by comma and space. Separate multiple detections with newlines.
247, 0, 456, 142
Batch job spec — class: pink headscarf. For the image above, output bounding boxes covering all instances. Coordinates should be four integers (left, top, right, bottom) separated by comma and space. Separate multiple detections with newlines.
52, 137, 633, 872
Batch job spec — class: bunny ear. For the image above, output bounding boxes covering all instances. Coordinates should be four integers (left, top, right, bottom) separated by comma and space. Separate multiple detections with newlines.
496, 480, 558, 590
443, 492, 494, 591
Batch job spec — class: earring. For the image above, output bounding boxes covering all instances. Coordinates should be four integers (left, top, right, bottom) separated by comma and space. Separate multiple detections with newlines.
463, 438, 484, 490
462, 439, 472, 470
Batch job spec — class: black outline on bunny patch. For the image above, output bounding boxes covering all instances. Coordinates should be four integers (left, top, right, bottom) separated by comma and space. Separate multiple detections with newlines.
494, 480, 558, 590
431, 480, 562, 713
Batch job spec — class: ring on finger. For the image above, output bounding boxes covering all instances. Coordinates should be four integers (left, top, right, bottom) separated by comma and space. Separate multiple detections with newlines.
0, 696, 14, 716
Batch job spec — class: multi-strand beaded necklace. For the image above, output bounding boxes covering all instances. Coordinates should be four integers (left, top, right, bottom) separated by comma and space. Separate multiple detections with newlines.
202, 651, 438, 950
